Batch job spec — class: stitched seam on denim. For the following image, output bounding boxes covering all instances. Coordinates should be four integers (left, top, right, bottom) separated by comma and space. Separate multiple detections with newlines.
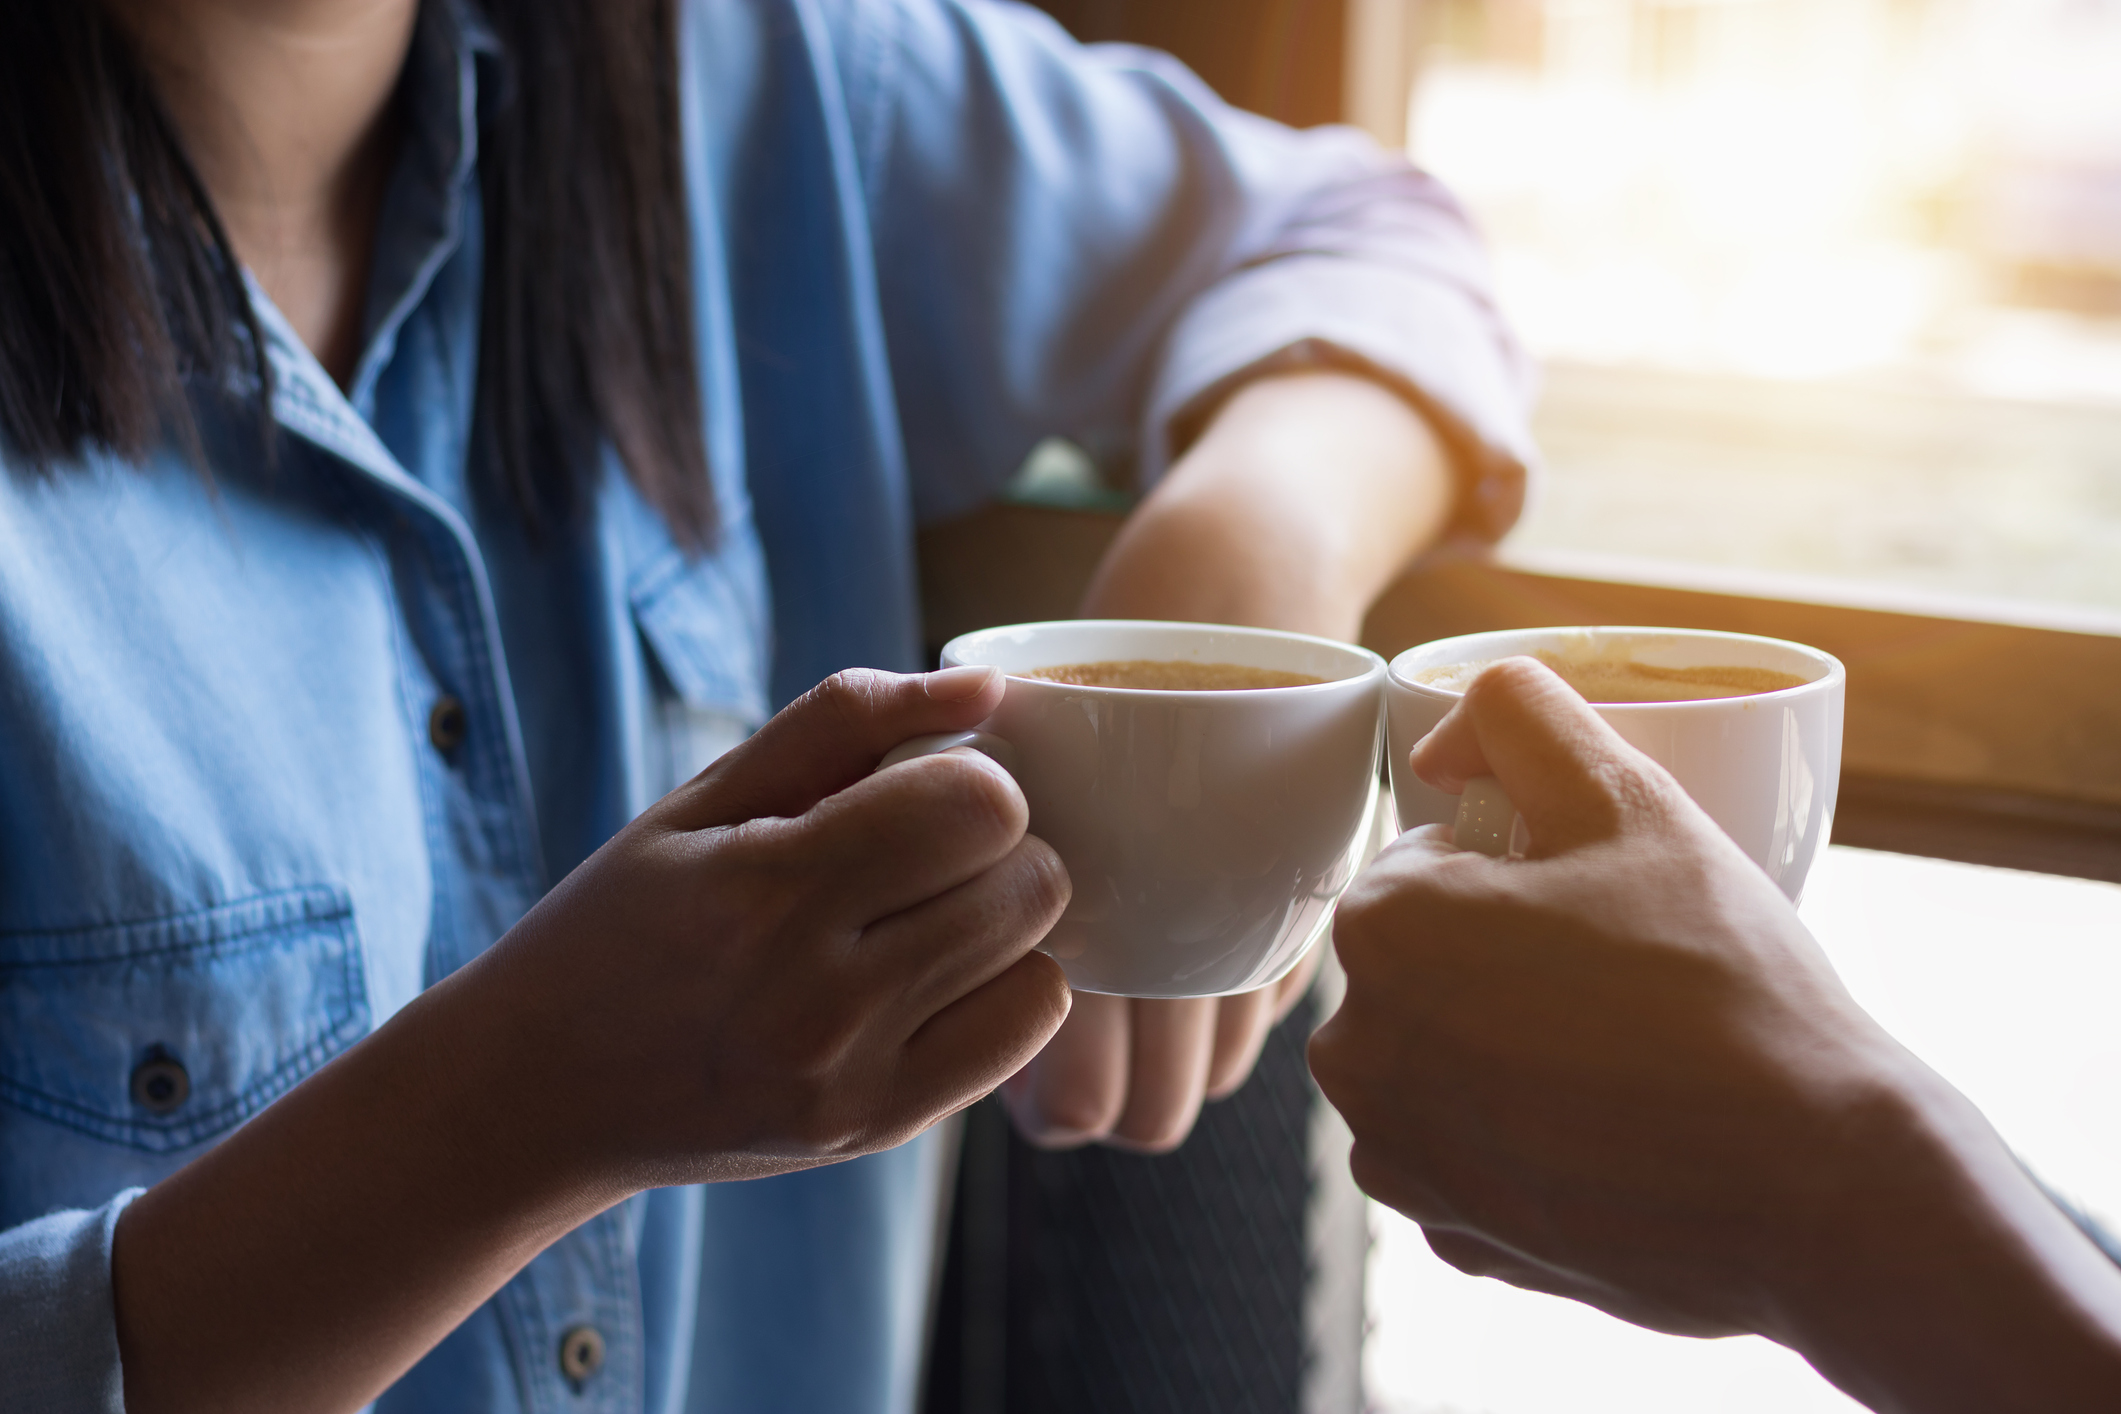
626, 541, 693, 606
372, 523, 461, 981
593, 1209, 642, 1412
841, 0, 900, 218
633, 550, 773, 724
265, 313, 541, 896
346, 6, 479, 414
414, 519, 492, 901
497, 1243, 563, 1414
0, 911, 371, 1150
0, 1011, 369, 1151
435, 517, 536, 890
0, 886, 351, 967
633, 572, 718, 700
24, 918, 367, 1137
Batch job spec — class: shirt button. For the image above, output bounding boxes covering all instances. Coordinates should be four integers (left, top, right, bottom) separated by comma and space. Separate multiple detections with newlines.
428, 695, 467, 753
130, 1054, 190, 1115
558, 1325, 606, 1383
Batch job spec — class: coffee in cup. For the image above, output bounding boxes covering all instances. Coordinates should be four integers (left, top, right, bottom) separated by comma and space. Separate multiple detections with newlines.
880, 621, 1385, 998
1410, 648, 1807, 703
1025, 660, 1325, 691
1386, 627, 1846, 900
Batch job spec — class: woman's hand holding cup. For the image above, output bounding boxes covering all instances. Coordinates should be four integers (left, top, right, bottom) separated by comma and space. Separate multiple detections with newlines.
470, 665, 1074, 1192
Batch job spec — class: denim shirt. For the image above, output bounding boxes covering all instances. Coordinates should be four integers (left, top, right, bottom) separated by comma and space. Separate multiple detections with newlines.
0, 2, 1533, 1411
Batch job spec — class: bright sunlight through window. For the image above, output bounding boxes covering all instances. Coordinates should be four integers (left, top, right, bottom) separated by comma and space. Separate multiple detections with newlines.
1405, 0, 2121, 611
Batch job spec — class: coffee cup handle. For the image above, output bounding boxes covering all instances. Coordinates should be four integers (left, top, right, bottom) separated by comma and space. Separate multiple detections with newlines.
1453, 775, 1530, 858
875, 730, 1020, 778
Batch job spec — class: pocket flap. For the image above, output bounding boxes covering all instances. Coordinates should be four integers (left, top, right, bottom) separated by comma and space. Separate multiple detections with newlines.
630, 543, 771, 724
0, 887, 370, 1153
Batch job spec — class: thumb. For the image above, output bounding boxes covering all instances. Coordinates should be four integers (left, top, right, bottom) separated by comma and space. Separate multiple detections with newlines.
655, 665, 1006, 828
1407, 657, 1686, 857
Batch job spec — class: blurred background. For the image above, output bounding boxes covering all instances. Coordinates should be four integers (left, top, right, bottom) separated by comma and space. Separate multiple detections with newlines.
1404, 0, 2121, 611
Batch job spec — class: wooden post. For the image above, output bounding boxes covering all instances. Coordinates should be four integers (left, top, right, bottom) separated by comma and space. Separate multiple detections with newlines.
1027, 0, 1352, 128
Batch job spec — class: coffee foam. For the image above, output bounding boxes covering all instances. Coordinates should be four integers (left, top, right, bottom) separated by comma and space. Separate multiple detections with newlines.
1023, 659, 1324, 691
1410, 659, 1497, 693
1411, 646, 1809, 703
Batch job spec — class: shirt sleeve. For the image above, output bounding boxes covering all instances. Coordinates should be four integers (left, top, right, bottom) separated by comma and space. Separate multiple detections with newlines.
0, 1193, 138, 1414
838, 0, 1537, 540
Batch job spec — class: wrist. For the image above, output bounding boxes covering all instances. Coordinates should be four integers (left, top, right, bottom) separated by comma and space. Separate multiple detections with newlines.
1084, 369, 1455, 640
110, 937, 628, 1414
1763, 1059, 2121, 1412
1081, 483, 1360, 638
412, 929, 639, 1218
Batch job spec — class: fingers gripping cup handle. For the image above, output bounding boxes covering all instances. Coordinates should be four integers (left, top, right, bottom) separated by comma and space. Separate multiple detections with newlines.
876, 730, 1020, 778
1453, 775, 1529, 858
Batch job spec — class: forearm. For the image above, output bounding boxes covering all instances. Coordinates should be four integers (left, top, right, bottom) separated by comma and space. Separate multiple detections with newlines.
1080, 369, 1455, 639
1021, 367, 1454, 1131
1772, 1065, 2121, 1413
112, 956, 611, 1414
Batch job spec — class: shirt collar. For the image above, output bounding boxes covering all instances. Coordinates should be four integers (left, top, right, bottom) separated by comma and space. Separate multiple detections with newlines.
343, 0, 499, 418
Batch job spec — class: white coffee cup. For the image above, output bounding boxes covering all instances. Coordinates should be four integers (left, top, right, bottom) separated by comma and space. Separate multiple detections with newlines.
881, 620, 1387, 998
1385, 626, 1846, 901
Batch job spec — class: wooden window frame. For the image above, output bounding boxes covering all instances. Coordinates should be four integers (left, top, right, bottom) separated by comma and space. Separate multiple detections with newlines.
918, 503, 2121, 886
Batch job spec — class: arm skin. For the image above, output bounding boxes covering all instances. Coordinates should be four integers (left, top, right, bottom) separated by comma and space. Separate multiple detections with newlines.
112, 668, 1074, 1414
1307, 658, 2121, 1412
1002, 368, 1457, 1151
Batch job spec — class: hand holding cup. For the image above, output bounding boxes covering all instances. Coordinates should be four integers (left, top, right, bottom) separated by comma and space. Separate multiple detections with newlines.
1311, 659, 2121, 1409
478, 665, 1074, 1189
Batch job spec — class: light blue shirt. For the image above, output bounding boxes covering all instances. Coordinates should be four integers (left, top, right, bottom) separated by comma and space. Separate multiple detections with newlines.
0, 1, 1533, 1410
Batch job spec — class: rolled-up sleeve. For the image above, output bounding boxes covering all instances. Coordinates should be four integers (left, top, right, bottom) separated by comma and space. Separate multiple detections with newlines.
842, 0, 1536, 538
0, 1193, 139, 1414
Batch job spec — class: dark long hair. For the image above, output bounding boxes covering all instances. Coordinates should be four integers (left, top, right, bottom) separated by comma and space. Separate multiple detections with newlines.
0, 0, 713, 546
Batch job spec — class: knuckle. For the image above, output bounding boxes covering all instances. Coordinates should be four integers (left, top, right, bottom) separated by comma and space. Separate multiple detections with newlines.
1012, 952, 1074, 1031
932, 752, 1026, 843
809, 668, 892, 732
1586, 755, 1678, 830
1346, 1140, 1393, 1199
1427, 1230, 1520, 1282
1469, 655, 1550, 705
1328, 912, 1383, 975
1306, 1025, 1351, 1090
711, 822, 813, 909
1305, 1043, 1345, 1106
785, 1095, 869, 1159
1333, 866, 1452, 968
1030, 1081, 1122, 1144
1348, 1140, 1443, 1224
1333, 878, 1391, 943
1014, 838, 1073, 919
1116, 1118, 1188, 1154
769, 1015, 851, 1083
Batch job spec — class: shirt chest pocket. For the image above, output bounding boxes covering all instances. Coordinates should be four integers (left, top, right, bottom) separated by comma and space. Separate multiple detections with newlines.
0, 887, 371, 1154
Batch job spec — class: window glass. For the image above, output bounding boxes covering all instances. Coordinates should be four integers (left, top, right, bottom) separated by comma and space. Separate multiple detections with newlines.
1408, 0, 2121, 612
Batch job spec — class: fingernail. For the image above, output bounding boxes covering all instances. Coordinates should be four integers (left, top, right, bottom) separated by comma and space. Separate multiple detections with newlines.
925, 664, 1000, 701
